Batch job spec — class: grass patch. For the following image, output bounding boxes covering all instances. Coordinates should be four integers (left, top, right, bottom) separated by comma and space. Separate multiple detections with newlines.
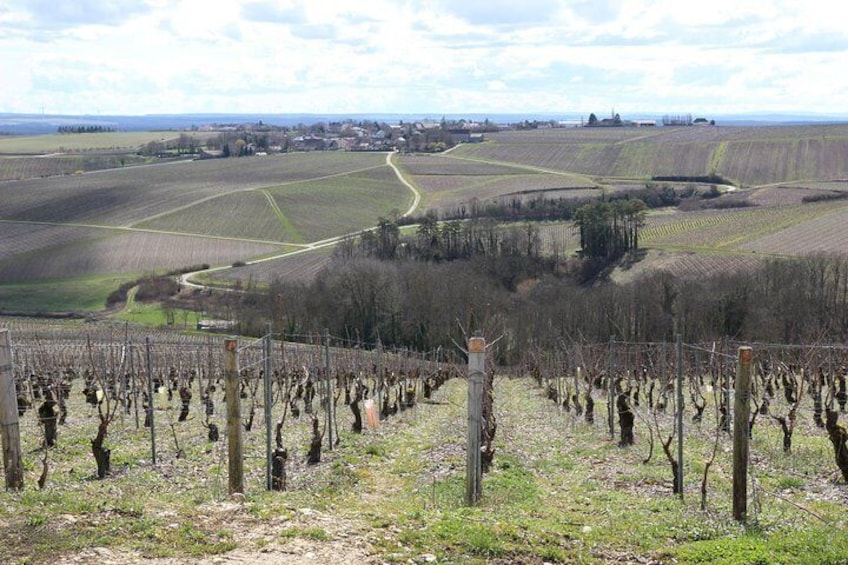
0, 275, 130, 313
670, 527, 848, 564
280, 527, 330, 542
112, 300, 201, 330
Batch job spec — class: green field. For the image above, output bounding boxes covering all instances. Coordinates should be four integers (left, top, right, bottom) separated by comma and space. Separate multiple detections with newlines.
0, 131, 182, 154
0, 275, 131, 312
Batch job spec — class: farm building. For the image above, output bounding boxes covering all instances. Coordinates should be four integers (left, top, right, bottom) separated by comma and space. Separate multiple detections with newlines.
448, 129, 471, 143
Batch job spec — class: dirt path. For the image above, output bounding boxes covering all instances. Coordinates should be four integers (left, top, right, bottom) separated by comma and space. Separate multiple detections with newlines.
178, 152, 421, 292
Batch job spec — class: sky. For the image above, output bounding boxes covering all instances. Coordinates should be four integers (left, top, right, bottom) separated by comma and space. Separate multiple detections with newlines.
2, 0, 848, 118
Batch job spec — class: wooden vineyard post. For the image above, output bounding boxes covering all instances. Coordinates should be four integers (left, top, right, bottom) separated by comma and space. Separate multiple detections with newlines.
733, 346, 753, 522
676, 334, 684, 498
466, 336, 485, 506
0, 329, 23, 490
324, 329, 334, 451
263, 327, 272, 491
376, 340, 384, 421
608, 335, 615, 439
146, 337, 157, 465
225, 338, 244, 495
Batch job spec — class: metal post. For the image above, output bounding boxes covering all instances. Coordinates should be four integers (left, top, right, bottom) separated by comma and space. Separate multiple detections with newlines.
466, 336, 485, 505
146, 337, 156, 465
225, 338, 244, 495
0, 330, 23, 490
733, 346, 753, 522
264, 327, 273, 491
676, 334, 684, 498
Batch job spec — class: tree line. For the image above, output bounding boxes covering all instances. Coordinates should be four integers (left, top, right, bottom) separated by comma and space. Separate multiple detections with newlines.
57, 125, 115, 134
401, 183, 710, 226
212, 239, 848, 363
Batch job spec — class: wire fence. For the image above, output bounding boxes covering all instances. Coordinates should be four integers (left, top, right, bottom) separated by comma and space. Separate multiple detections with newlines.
3, 325, 848, 505
2, 326, 460, 494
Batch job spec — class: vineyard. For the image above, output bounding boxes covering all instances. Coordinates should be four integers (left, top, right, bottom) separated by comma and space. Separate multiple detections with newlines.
0, 151, 405, 311
207, 247, 335, 287
0, 227, 286, 284
453, 124, 848, 186
395, 153, 598, 214
2, 323, 848, 564
0, 154, 155, 182
6, 126, 848, 314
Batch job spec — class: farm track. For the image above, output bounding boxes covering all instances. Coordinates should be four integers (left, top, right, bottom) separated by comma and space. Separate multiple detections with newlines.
179, 152, 421, 290
0, 218, 298, 248
8, 126, 848, 304
127, 162, 388, 229
434, 151, 601, 187
0, 151, 417, 292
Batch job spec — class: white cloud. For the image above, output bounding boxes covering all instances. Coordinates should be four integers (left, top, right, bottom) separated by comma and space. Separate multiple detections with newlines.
0, 1, 846, 116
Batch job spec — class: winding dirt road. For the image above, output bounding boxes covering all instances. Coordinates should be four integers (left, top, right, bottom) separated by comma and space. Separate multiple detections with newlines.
179, 152, 420, 291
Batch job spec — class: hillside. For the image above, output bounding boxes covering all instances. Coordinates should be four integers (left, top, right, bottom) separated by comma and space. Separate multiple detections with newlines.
451, 125, 848, 186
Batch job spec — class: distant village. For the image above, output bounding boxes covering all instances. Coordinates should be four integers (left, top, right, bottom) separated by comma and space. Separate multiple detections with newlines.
129, 112, 714, 158
191, 118, 493, 158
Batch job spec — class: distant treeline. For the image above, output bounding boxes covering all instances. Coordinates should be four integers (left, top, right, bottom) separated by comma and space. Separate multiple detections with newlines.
652, 174, 734, 185
57, 125, 115, 134
106, 264, 209, 307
